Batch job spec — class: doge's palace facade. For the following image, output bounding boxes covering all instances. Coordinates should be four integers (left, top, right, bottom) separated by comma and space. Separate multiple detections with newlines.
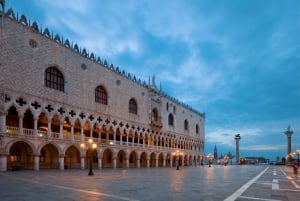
0, 4, 205, 171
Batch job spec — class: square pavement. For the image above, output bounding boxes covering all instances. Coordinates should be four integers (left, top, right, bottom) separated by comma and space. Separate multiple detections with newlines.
0, 165, 299, 201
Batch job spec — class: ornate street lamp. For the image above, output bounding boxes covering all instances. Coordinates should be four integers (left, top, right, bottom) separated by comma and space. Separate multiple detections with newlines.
81, 139, 97, 176
207, 153, 213, 167
173, 150, 183, 170
223, 155, 229, 166
286, 152, 294, 165
294, 149, 300, 167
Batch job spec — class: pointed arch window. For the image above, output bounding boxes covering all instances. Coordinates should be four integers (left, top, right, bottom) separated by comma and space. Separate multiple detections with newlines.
184, 119, 189, 131
168, 113, 174, 126
196, 124, 199, 134
129, 98, 137, 114
151, 108, 158, 122
95, 85, 108, 105
44, 67, 65, 92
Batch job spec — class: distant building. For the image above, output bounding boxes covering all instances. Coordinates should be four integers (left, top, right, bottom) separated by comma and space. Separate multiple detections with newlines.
214, 144, 218, 161
241, 157, 269, 165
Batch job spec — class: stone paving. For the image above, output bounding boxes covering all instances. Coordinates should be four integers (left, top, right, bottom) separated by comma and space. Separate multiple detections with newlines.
0, 165, 299, 201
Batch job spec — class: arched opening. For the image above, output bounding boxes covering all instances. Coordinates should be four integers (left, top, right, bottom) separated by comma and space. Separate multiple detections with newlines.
37, 112, 48, 137
39, 143, 59, 169
64, 146, 80, 169
108, 127, 114, 141
189, 155, 193, 166
117, 150, 126, 168
83, 121, 90, 138
23, 109, 34, 129
51, 114, 60, 133
74, 119, 81, 140
128, 131, 133, 144
151, 108, 158, 122
6, 106, 19, 134
166, 153, 171, 167
140, 152, 147, 168
150, 152, 156, 167
100, 125, 107, 143
85, 145, 98, 169
63, 117, 71, 139
134, 132, 138, 144
139, 133, 144, 145
92, 123, 100, 138
158, 153, 164, 167
102, 148, 113, 168
116, 128, 121, 142
129, 151, 137, 168
8, 141, 34, 170
122, 129, 127, 144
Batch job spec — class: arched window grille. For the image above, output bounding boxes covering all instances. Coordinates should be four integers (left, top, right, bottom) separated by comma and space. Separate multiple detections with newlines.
95, 85, 108, 105
129, 98, 137, 114
44, 67, 65, 92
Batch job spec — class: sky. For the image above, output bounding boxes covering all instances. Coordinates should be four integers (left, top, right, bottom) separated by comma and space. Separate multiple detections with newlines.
4, 0, 300, 161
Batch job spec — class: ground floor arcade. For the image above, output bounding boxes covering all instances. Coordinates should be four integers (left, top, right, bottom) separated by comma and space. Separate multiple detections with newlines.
0, 135, 204, 171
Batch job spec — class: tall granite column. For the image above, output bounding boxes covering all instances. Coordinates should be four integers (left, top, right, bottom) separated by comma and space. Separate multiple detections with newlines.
234, 134, 241, 164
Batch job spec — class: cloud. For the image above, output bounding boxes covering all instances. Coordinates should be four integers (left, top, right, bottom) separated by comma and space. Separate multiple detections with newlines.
241, 144, 285, 151
206, 128, 262, 147
8, 0, 299, 160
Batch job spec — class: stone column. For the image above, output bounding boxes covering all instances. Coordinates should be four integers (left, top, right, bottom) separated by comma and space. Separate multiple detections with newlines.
90, 129, 93, 138
235, 134, 241, 164
113, 157, 116, 169
70, 125, 74, 141
98, 157, 102, 169
59, 120, 63, 139
0, 155, 7, 171
285, 126, 293, 155
0, 112, 6, 133
18, 114, 23, 135
137, 158, 140, 168
146, 158, 150, 168
47, 121, 51, 138
33, 115, 38, 137
59, 155, 64, 170
34, 155, 39, 171
80, 157, 85, 170
126, 158, 129, 169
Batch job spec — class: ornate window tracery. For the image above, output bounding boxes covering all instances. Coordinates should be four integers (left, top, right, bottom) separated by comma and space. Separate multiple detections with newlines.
44, 67, 64, 92
95, 85, 108, 105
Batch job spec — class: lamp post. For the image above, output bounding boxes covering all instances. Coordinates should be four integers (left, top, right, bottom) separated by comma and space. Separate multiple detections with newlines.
173, 150, 183, 170
223, 155, 229, 166
207, 153, 213, 167
294, 149, 300, 167
81, 139, 97, 176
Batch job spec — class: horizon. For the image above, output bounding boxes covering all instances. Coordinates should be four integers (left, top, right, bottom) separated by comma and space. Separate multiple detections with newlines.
5, 0, 300, 161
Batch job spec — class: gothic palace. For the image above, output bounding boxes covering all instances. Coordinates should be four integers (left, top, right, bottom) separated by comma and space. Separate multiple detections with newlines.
0, 4, 205, 171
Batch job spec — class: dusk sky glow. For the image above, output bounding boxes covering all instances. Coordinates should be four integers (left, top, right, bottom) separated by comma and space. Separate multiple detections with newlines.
6, 0, 300, 161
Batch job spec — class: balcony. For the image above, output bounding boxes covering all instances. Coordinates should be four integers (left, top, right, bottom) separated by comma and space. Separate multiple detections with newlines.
4, 126, 188, 152
150, 120, 162, 128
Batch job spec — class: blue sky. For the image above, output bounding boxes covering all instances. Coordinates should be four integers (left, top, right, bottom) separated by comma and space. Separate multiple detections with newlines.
5, 0, 300, 161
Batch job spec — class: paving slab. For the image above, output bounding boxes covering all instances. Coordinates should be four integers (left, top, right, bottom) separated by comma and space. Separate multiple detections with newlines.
0, 165, 299, 201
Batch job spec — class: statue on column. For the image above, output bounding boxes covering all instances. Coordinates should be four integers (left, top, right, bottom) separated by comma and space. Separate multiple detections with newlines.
0, 0, 5, 12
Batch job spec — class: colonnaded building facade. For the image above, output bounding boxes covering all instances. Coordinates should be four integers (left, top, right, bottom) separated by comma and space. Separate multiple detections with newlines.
0, 5, 205, 171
